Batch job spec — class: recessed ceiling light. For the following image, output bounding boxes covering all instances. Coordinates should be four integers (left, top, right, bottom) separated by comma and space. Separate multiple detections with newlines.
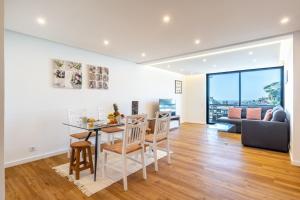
141, 52, 146, 57
195, 39, 201, 45
103, 40, 110, 46
248, 51, 253, 55
36, 17, 46, 25
202, 58, 207, 62
280, 17, 290, 24
163, 15, 171, 23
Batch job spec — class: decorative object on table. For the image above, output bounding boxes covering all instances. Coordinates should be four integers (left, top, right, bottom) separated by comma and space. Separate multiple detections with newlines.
87, 65, 109, 89
107, 103, 124, 124
132, 101, 139, 115
87, 118, 96, 128
53, 59, 82, 89
175, 80, 182, 94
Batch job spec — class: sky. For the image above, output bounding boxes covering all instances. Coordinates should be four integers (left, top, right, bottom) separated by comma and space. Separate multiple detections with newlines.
209, 68, 281, 101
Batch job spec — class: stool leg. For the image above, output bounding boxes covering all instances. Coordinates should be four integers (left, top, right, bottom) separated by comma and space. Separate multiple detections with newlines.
69, 148, 75, 175
82, 147, 87, 167
87, 146, 94, 174
75, 148, 81, 180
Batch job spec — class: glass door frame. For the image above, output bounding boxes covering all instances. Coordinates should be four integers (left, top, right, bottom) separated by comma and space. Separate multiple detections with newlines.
206, 66, 284, 124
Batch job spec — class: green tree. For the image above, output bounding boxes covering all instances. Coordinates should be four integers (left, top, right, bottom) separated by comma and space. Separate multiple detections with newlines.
264, 82, 280, 105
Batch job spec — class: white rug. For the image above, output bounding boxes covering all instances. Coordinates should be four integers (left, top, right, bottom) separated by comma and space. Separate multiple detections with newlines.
53, 150, 167, 197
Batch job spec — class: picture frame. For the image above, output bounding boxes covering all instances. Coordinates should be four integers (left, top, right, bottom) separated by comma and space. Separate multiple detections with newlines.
175, 80, 182, 94
53, 59, 82, 89
87, 65, 109, 89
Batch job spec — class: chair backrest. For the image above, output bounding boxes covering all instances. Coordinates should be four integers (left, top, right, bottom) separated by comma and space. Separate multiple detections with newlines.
67, 108, 87, 133
154, 111, 171, 142
123, 114, 147, 153
97, 107, 107, 124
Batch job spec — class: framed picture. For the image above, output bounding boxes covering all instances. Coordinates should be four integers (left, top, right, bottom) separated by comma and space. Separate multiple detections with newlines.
87, 65, 109, 89
53, 59, 82, 89
175, 80, 182, 94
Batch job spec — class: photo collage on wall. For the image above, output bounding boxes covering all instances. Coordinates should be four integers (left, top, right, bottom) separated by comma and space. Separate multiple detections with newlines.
53, 59, 82, 89
87, 65, 109, 89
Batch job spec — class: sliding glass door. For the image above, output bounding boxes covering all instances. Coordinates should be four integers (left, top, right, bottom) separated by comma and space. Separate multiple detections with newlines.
206, 67, 284, 124
207, 72, 239, 123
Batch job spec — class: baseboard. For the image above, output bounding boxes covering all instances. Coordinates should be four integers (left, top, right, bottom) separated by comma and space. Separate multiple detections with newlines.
289, 151, 300, 166
5, 148, 68, 168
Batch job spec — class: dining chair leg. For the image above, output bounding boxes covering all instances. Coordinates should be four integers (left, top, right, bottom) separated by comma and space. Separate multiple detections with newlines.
68, 138, 73, 158
104, 151, 108, 171
97, 134, 102, 169
148, 145, 152, 154
167, 138, 171, 164
112, 134, 115, 144
101, 151, 105, 177
141, 148, 147, 179
153, 144, 158, 172
122, 154, 128, 191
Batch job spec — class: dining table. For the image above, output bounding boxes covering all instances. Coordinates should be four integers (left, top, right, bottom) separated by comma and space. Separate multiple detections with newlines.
63, 121, 124, 181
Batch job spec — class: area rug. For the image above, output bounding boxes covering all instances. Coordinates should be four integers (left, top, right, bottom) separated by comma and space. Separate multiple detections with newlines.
53, 150, 167, 197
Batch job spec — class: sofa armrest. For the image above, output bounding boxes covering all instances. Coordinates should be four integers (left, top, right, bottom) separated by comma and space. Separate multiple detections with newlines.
241, 120, 289, 152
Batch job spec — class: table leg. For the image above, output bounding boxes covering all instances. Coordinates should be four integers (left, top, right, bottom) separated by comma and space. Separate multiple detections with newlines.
94, 129, 99, 181
85, 131, 92, 141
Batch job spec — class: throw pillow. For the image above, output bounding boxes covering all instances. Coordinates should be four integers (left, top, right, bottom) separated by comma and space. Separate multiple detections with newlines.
271, 110, 286, 122
246, 108, 262, 120
272, 105, 283, 113
263, 109, 273, 121
228, 107, 242, 119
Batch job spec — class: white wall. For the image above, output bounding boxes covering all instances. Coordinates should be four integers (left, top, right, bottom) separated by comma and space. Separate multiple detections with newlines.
0, 0, 4, 198
280, 38, 295, 164
290, 31, 300, 165
4, 31, 185, 166
184, 74, 206, 124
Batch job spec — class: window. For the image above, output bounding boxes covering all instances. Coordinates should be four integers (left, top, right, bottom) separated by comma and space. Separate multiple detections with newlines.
241, 69, 282, 106
206, 67, 284, 124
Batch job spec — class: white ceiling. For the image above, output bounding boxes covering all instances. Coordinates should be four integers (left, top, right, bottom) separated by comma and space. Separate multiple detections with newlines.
5, 0, 300, 64
153, 42, 282, 75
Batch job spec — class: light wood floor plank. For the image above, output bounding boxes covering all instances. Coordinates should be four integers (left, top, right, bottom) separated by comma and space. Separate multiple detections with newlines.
5, 123, 300, 200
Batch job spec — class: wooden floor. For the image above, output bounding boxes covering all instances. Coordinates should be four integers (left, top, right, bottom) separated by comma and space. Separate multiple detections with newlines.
5, 123, 300, 200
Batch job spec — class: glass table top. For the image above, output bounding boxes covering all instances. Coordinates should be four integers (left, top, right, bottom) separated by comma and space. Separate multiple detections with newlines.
63, 121, 124, 131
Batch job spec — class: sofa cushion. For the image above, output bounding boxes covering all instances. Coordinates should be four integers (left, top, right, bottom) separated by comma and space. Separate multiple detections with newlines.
217, 117, 242, 125
246, 108, 262, 120
271, 110, 286, 122
228, 107, 242, 119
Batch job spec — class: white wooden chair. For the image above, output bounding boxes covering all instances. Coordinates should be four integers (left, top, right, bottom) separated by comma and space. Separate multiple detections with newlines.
102, 114, 147, 191
145, 111, 171, 171
67, 109, 96, 157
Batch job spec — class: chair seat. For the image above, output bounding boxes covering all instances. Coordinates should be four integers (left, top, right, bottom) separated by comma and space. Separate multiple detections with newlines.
70, 131, 96, 140
101, 127, 124, 133
103, 142, 143, 154
145, 134, 167, 143
70, 141, 91, 148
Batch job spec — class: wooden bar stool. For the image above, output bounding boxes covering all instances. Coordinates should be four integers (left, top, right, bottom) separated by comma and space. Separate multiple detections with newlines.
69, 141, 94, 180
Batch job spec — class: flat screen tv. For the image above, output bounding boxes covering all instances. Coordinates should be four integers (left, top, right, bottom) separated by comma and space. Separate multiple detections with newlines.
159, 99, 176, 116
